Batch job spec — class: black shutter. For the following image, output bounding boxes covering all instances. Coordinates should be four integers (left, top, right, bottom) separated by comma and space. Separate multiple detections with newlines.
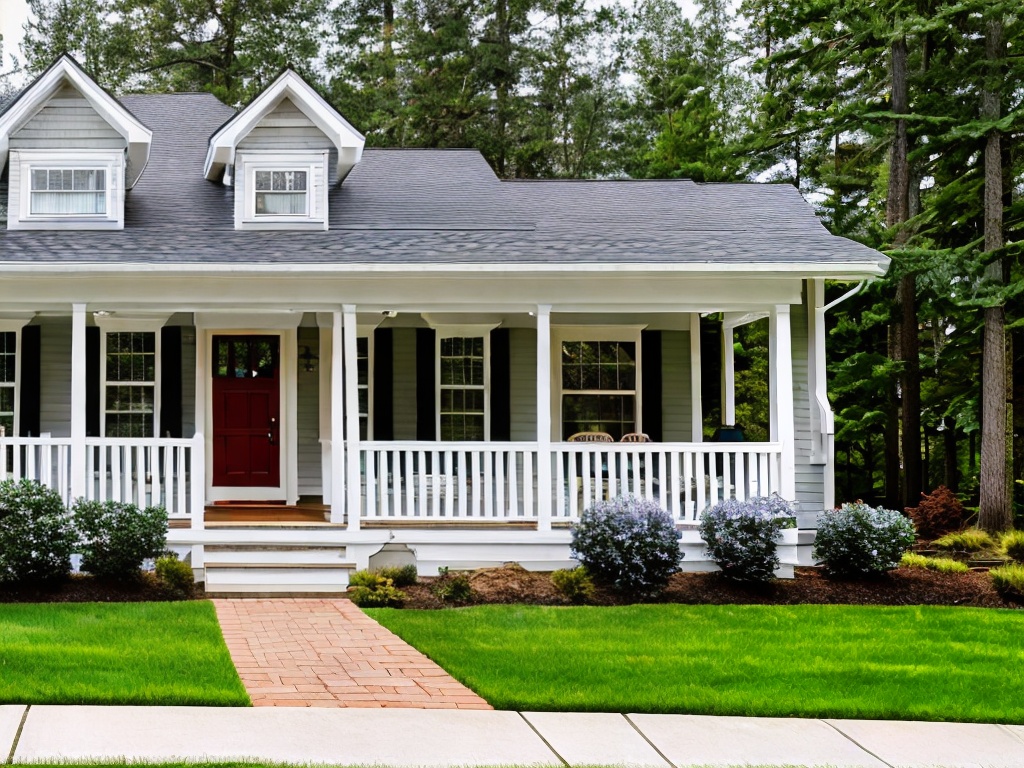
373, 328, 394, 440
18, 325, 41, 437
490, 329, 511, 441
700, 317, 722, 429
641, 330, 662, 442
416, 328, 436, 440
86, 326, 101, 437
160, 326, 182, 438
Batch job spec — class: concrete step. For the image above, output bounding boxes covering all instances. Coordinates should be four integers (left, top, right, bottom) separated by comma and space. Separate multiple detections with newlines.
202, 544, 355, 595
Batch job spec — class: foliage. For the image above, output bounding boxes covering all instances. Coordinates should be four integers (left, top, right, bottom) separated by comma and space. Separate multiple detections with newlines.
0, 479, 77, 585
154, 553, 195, 598
550, 567, 595, 603
990, 564, 1024, 598
570, 496, 682, 598
899, 552, 970, 574
698, 495, 794, 582
368, 603, 1024, 721
348, 574, 407, 608
906, 486, 967, 541
74, 500, 168, 581
431, 566, 473, 604
814, 502, 916, 577
375, 564, 419, 587
1001, 531, 1024, 562
932, 529, 996, 553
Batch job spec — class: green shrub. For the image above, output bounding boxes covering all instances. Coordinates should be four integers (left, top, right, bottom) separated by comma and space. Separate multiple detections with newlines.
155, 553, 195, 598
906, 486, 966, 541
349, 574, 407, 607
551, 567, 595, 603
570, 496, 683, 598
376, 564, 419, 587
990, 564, 1024, 597
900, 552, 969, 574
814, 502, 915, 577
1000, 530, 1024, 562
432, 566, 473, 603
74, 500, 168, 581
698, 495, 795, 583
348, 569, 381, 588
933, 528, 995, 553
0, 479, 77, 585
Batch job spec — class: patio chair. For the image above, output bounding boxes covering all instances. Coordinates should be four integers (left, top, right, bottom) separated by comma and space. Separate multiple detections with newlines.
567, 432, 614, 443
620, 432, 651, 443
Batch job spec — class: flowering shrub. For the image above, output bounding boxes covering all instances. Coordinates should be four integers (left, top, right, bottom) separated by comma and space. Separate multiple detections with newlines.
814, 502, 915, 577
0, 479, 77, 585
698, 495, 795, 582
570, 496, 682, 598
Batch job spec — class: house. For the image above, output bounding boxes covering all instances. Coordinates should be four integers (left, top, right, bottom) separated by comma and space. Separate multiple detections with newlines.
0, 56, 889, 593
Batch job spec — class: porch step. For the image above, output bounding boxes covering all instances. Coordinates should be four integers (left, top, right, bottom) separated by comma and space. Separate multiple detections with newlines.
202, 544, 355, 595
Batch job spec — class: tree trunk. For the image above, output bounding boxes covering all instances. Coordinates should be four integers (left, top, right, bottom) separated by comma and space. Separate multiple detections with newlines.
885, 325, 902, 509
978, 16, 1011, 533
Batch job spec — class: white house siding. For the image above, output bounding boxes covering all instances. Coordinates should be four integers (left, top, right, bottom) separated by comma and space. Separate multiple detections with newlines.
236, 97, 339, 185
38, 317, 71, 437
296, 325, 321, 496
661, 330, 692, 441
8, 82, 125, 150
791, 293, 824, 513
392, 328, 418, 440
509, 328, 537, 441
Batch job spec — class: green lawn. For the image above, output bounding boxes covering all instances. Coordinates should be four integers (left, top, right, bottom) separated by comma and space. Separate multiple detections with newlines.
0, 601, 250, 706
368, 603, 1024, 723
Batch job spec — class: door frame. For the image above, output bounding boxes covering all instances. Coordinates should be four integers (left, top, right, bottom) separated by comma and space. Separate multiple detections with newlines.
195, 313, 301, 505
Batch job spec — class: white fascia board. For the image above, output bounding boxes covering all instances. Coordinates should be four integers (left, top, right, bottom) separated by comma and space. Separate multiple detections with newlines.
0, 56, 152, 188
204, 70, 365, 182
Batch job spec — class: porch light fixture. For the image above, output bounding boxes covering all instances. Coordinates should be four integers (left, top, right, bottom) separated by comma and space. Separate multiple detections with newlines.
93, 310, 112, 318
299, 345, 319, 373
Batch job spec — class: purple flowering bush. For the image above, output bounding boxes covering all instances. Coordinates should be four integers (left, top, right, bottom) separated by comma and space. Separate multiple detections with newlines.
698, 495, 795, 582
570, 496, 683, 598
814, 502, 915, 577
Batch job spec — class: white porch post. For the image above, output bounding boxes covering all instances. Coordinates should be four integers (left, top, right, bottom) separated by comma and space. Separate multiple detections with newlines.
536, 305, 552, 531
342, 305, 362, 530
770, 304, 797, 502
689, 313, 703, 442
721, 325, 735, 426
330, 310, 346, 524
192, 328, 207, 529
70, 303, 87, 501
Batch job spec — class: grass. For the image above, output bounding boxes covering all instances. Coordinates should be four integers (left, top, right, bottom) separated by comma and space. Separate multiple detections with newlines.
900, 552, 970, 573
368, 603, 1024, 723
933, 529, 996, 552
0, 601, 249, 706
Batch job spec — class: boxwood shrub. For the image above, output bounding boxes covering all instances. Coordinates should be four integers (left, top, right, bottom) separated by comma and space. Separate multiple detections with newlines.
814, 502, 915, 577
74, 499, 168, 581
0, 479, 77, 584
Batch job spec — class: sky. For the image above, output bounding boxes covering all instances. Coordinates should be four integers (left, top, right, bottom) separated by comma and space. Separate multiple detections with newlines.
1, 0, 30, 68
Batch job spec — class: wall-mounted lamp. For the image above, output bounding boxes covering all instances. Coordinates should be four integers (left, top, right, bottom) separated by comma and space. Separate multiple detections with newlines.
381, 310, 398, 319
299, 345, 319, 373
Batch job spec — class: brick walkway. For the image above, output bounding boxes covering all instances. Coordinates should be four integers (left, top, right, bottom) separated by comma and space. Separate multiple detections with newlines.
213, 598, 492, 709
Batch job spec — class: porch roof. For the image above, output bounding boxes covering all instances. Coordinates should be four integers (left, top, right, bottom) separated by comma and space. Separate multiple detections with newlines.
0, 92, 889, 276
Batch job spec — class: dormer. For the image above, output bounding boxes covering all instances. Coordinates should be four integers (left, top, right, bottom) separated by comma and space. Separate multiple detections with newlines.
0, 55, 152, 230
204, 70, 365, 231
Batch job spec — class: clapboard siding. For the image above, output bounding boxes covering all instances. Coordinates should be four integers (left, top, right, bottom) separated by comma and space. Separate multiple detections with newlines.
791, 293, 824, 510
296, 325, 321, 494
38, 317, 72, 437
661, 330, 692, 441
509, 328, 537, 440
392, 328, 418, 440
10, 83, 125, 150
238, 97, 334, 153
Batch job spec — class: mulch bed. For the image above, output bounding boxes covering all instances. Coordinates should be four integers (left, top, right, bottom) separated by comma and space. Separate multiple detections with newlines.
0, 572, 193, 603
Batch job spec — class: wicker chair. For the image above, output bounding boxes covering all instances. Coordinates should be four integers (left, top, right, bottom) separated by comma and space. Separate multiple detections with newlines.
620, 432, 651, 443
567, 431, 614, 443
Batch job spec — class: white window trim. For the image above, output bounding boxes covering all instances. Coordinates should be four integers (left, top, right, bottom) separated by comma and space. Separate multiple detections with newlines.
15, 150, 121, 225
27, 166, 108, 218
238, 151, 327, 227
435, 330, 491, 442
0, 328, 20, 437
252, 168, 310, 218
552, 325, 645, 440
99, 330, 161, 439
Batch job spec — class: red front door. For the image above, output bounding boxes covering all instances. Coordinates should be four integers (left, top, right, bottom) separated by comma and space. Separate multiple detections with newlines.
212, 335, 281, 487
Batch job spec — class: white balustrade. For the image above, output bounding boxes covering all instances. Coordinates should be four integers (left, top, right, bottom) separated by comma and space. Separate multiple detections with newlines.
0, 437, 74, 504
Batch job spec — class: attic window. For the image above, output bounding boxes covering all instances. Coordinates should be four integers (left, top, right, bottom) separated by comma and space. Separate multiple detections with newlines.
254, 170, 307, 216
30, 168, 107, 216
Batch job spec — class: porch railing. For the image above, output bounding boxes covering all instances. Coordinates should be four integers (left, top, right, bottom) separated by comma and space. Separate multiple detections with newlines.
0, 437, 73, 504
358, 440, 782, 524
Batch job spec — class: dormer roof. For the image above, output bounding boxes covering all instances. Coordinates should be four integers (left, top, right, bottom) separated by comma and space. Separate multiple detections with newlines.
204, 70, 365, 183
0, 55, 153, 187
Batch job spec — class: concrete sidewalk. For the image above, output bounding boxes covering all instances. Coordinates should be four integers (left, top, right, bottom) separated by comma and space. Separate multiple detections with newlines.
5, 705, 1024, 767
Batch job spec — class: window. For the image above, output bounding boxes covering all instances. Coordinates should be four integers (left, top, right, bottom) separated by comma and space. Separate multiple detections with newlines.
438, 336, 487, 441
0, 332, 15, 436
104, 331, 157, 437
30, 168, 106, 216
254, 170, 307, 216
561, 340, 637, 441
357, 336, 370, 440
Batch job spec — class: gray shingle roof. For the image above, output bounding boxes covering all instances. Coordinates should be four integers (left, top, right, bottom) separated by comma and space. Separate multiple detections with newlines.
0, 92, 888, 272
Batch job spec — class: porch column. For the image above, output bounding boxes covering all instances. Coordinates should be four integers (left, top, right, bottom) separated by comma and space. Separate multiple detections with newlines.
769, 304, 797, 502
689, 313, 703, 442
721, 325, 735, 426
329, 310, 346, 524
342, 305, 362, 531
536, 305, 552, 531
70, 303, 87, 501
193, 328, 207, 530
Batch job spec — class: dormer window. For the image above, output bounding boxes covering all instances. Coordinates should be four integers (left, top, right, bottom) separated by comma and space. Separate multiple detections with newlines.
30, 168, 107, 216
255, 170, 307, 216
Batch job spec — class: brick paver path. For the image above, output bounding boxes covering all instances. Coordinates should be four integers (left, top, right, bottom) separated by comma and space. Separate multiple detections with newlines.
213, 598, 492, 709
